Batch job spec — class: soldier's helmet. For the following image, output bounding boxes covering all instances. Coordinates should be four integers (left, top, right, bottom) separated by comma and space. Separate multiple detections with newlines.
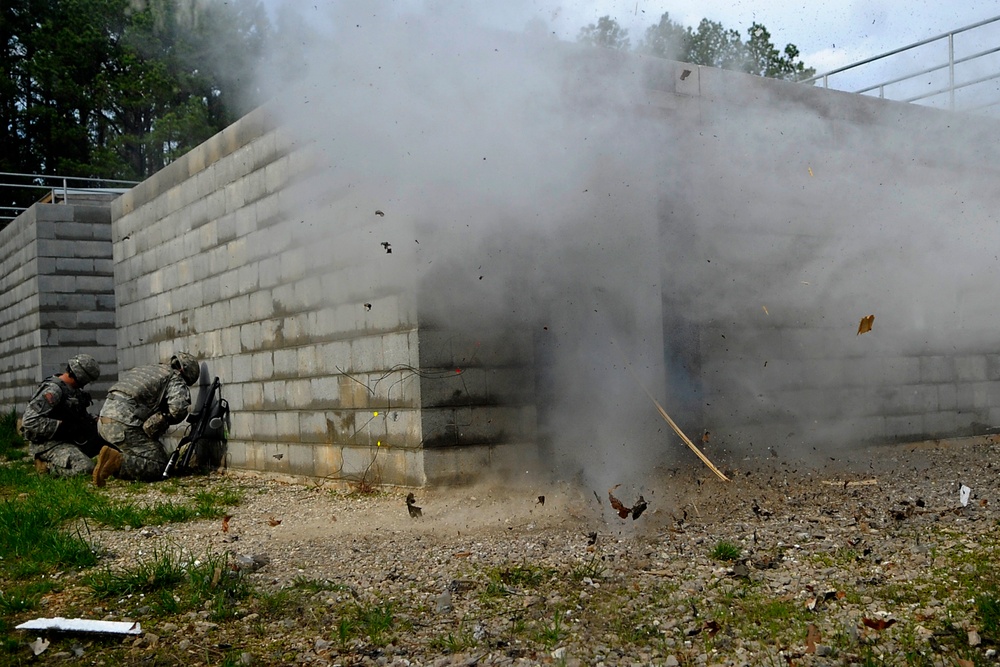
171, 352, 200, 386
67, 353, 100, 387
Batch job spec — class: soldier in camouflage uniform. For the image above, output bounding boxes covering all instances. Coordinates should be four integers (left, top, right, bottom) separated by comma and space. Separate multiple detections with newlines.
93, 352, 200, 486
20, 354, 105, 477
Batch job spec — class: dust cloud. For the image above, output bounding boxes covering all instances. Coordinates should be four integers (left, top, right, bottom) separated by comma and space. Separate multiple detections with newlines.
253, 0, 1000, 488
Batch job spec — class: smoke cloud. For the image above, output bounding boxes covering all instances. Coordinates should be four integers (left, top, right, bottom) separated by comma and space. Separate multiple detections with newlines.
253, 0, 1000, 491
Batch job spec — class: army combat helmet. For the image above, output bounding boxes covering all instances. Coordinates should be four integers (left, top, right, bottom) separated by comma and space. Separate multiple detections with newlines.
171, 352, 200, 386
67, 353, 100, 387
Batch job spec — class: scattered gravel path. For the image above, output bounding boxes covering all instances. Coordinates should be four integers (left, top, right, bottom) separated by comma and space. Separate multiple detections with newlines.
83, 436, 1000, 665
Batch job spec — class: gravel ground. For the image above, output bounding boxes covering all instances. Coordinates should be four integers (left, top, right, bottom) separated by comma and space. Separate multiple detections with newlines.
76, 435, 1000, 665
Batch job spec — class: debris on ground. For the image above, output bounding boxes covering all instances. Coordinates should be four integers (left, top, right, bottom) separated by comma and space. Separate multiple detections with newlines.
28, 637, 49, 655
17, 618, 142, 636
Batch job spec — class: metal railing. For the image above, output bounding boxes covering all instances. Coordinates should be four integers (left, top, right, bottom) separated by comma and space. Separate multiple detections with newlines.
802, 15, 1000, 115
0, 172, 139, 223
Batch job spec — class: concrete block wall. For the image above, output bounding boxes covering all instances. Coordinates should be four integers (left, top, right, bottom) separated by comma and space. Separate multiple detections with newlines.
0, 201, 117, 412
650, 59, 1000, 455
110, 104, 538, 486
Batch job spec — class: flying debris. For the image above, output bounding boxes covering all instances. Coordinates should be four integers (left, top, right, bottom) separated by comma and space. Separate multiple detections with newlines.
406, 492, 422, 518
268, 517, 282, 527
631, 496, 648, 519
375, 210, 385, 217
608, 485, 648, 520
364, 303, 372, 311
536, 495, 545, 506
609, 487, 630, 518
381, 242, 392, 254
857, 314, 875, 335
222, 514, 233, 532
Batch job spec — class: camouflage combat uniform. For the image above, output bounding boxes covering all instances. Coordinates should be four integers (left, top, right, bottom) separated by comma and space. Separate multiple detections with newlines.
21, 376, 104, 476
98, 364, 191, 481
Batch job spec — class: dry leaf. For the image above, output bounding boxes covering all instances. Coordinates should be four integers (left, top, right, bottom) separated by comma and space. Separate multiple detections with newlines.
452, 551, 472, 558
268, 517, 282, 527
862, 617, 896, 631
703, 620, 721, 637
806, 623, 821, 653
857, 314, 875, 335
608, 486, 630, 519
221, 514, 233, 532
210, 566, 221, 589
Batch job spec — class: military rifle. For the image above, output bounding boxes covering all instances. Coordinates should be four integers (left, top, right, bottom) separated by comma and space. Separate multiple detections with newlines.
163, 377, 228, 478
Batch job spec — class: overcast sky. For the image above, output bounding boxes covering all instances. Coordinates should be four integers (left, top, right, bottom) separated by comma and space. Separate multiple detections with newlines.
267, 1, 1000, 97
546, 1, 1000, 73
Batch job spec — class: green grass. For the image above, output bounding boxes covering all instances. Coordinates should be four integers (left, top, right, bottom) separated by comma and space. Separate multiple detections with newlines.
332, 600, 400, 647
570, 556, 606, 582
85, 549, 253, 621
0, 580, 58, 615
0, 409, 27, 461
710, 540, 742, 562
0, 462, 241, 579
85, 549, 188, 598
534, 609, 567, 648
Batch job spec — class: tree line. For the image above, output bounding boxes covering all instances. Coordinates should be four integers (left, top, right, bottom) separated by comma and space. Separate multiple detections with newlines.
1, 0, 276, 211
578, 12, 815, 82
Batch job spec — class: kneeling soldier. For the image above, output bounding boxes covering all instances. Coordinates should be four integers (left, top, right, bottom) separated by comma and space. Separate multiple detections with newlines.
94, 352, 200, 486
21, 354, 105, 476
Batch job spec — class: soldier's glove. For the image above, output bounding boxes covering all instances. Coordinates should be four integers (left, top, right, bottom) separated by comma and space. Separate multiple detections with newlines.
142, 413, 169, 439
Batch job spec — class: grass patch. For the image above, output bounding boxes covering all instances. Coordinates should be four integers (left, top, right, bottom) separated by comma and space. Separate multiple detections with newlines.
710, 540, 742, 562
0, 580, 58, 615
85, 550, 253, 620
978, 594, 1000, 641
335, 600, 399, 647
494, 564, 553, 588
85, 549, 189, 599
0, 409, 27, 461
570, 556, 606, 582
0, 462, 241, 580
534, 609, 566, 649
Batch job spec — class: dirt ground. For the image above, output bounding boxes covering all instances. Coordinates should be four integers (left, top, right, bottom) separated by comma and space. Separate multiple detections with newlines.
75, 435, 1000, 665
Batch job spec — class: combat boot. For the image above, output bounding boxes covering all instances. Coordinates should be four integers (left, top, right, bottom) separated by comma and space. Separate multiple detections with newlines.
93, 446, 123, 487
